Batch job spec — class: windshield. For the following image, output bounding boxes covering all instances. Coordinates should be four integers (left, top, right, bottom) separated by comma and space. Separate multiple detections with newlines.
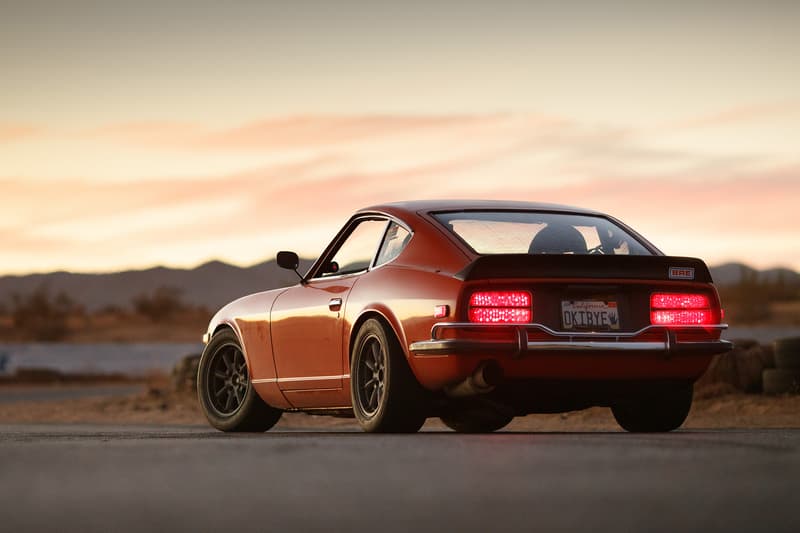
433, 211, 653, 256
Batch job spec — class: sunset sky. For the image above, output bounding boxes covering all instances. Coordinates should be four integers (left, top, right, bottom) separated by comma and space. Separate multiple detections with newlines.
1, 0, 798, 275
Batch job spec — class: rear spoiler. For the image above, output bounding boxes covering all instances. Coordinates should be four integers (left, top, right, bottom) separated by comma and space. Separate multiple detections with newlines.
455, 254, 713, 283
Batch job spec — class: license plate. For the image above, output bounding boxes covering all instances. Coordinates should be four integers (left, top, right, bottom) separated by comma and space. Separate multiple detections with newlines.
561, 300, 619, 330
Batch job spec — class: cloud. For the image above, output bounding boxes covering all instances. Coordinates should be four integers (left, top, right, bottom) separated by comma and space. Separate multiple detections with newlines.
0, 124, 42, 143
80, 114, 521, 152
195, 114, 514, 150
102, 104, 797, 157
4, 154, 798, 273
83, 121, 200, 146
499, 166, 800, 231
662, 101, 800, 130
2, 112, 799, 273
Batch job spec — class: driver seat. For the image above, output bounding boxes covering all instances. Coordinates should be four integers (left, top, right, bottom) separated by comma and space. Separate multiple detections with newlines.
528, 224, 588, 254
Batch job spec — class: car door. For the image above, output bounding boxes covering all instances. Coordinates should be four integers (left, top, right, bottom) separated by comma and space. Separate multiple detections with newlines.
270, 217, 389, 399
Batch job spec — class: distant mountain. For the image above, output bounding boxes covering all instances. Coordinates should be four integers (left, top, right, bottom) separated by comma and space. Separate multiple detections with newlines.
0, 258, 315, 312
0, 260, 796, 313
709, 263, 800, 286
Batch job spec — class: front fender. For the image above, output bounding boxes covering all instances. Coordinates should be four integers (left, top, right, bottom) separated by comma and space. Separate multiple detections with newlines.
203, 288, 290, 379
202, 287, 294, 409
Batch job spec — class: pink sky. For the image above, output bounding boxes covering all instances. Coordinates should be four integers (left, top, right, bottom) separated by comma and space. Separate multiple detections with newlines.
1, 2, 798, 274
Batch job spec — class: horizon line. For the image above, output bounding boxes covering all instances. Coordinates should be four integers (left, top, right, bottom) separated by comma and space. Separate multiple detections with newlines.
0, 257, 797, 279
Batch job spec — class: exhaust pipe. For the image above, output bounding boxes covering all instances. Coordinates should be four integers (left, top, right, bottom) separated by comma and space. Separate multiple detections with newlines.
444, 361, 503, 398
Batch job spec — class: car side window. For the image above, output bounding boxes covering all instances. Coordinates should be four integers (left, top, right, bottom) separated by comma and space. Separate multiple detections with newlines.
318, 219, 388, 277
375, 222, 411, 267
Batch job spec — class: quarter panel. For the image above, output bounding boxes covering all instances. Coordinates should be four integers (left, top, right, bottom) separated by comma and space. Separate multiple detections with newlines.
343, 265, 465, 387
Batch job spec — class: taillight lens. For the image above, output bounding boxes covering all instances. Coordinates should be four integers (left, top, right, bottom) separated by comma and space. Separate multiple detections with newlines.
650, 292, 715, 325
468, 291, 532, 323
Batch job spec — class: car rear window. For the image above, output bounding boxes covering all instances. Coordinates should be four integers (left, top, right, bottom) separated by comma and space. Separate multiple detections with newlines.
432, 211, 653, 256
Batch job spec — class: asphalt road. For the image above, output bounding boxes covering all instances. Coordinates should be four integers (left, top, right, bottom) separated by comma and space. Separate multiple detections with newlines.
1, 425, 798, 533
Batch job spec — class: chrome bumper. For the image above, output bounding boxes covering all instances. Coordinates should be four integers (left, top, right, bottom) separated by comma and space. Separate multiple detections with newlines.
409, 322, 733, 358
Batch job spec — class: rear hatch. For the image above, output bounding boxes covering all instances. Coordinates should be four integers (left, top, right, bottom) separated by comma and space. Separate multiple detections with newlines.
456, 254, 721, 339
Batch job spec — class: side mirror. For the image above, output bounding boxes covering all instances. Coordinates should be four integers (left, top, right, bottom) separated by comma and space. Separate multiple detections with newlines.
277, 251, 299, 270
277, 251, 306, 285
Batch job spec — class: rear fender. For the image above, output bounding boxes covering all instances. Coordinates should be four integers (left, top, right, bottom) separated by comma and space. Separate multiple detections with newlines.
348, 305, 408, 363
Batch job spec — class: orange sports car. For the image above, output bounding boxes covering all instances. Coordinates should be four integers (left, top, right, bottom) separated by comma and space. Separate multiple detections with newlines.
198, 200, 732, 433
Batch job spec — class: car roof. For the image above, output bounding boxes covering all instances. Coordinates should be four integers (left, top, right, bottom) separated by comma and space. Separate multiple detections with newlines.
357, 199, 605, 217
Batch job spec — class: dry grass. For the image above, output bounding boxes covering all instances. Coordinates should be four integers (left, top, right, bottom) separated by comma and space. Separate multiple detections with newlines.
770, 300, 800, 325
0, 309, 210, 343
1, 379, 798, 431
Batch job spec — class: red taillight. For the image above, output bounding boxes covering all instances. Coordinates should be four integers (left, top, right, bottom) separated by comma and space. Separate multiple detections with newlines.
468, 291, 532, 323
650, 292, 715, 325
651, 293, 710, 309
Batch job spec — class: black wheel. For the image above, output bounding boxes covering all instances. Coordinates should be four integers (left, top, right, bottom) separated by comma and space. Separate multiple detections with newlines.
198, 329, 282, 432
351, 319, 426, 433
440, 407, 513, 433
611, 385, 693, 433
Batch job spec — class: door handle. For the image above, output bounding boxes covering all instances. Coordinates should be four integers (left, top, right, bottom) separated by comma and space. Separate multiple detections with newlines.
329, 298, 343, 311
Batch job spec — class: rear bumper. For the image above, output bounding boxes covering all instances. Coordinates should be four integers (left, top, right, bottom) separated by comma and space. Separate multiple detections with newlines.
409, 322, 733, 358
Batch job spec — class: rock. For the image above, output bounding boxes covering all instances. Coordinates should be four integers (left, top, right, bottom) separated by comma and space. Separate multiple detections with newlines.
697, 351, 738, 391
171, 353, 201, 392
734, 346, 767, 393
696, 344, 772, 394
774, 337, 800, 370
760, 343, 776, 369
763, 368, 800, 395
694, 382, 739, 400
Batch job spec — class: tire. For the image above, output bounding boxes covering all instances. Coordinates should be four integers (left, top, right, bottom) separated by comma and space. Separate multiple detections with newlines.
350, 318, 426, 433
197, 329, 282, 432
440, 408, 513, 433
611, 385, 693, 433
762, 368, 800, 395
774, 337, 800, 370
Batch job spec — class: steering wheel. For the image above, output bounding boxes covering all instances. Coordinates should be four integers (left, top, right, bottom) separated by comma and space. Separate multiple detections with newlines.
587, 244, 605, 255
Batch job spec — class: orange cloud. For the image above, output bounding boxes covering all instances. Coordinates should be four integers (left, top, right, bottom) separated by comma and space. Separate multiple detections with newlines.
196, 115, 512, 150
4, 159, 798, 273
3, 112, 799, 274
663, 101, 800, 130
502, 168, 799, 230
83, 121, 200, 146
78, 114, 572, 152
0, 124, 42, 143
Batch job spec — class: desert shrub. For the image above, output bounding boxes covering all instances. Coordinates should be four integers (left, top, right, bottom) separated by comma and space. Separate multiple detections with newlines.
716, 266, 800, 324
11, 284, 79, 341
132, 286, 187, 321
97, 304, 127, 316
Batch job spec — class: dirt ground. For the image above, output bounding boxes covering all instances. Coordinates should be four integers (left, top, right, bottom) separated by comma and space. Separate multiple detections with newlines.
0, 381, 797, 431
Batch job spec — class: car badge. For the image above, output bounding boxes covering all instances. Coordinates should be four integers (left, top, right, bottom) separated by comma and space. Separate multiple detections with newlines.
669, 266, 695, 280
